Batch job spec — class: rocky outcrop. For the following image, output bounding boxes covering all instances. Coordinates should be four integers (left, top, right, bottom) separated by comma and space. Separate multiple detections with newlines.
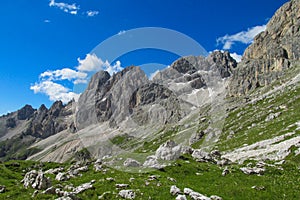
129, 83, 182, 125
25, 101, 73, 139
17, 105, 36, 120
230, 0, 300, 96
22, 170, 51, 190
76, 66, 149, 129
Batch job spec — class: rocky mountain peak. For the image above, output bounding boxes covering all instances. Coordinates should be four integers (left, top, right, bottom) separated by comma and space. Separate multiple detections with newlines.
229, 0, 300, 96
244, 0, 300, 60
17, 104, 35, 120
87, 70, 111, 91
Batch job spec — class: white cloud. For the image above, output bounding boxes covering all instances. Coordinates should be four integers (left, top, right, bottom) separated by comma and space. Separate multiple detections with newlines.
230, 52, 242, 62
217, 24, 267, 50
49, 0, 80, 15
44, 19, 51, 23
118, 30, 126, 35
40, 68, 87, 84
76, 53, 123, 75
86, 10, 99, 17
30, 81, 80, 103
31, 53, 122, 103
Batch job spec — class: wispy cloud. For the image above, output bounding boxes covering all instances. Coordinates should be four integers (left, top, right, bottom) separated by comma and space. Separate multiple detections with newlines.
49, 0, 79, 15
86, 10, 99, 17
77, 53, 123, 75
44, 19, 51, 23
217, 24, 267, 50
40, 68, 87, 84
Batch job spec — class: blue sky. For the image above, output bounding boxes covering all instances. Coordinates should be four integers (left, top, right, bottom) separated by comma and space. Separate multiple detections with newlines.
0, 0, 289, 115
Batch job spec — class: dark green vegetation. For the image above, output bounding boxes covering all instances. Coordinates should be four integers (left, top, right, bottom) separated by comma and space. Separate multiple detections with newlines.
0, 153, 299, 200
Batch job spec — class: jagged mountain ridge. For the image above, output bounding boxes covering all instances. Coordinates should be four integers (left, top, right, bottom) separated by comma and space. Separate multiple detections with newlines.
0, 0, 299, 164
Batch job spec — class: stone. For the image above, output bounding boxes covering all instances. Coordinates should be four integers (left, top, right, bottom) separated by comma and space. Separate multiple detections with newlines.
265, 112, 281, 122
43, 186, 56, 195
55, 172, 69, 181
73, 182, 94, 194
222, 167, 230, 176
123, 158, 141, 167
210, 195, 223, 200
240, 167, 265, 175
192, 149, 212, 162
189, 191, 210, 200
143, 155, 163, 169
45, 167, 64, 174
119, 189, 136, 199
22, 170, 51, 190
0, 185, 6, 193
176, 195, 187, 200
116, 184, 129, 189
170, 185, 181, 196
155, 140, 182, 161
189, 131, 205, 145
184, 188, 194, 195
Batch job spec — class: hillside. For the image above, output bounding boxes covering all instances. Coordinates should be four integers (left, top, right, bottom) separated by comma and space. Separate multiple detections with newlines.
0, 0, 300, 199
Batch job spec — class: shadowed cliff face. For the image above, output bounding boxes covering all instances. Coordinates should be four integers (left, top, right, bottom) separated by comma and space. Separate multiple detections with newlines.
229, 0, 300, 96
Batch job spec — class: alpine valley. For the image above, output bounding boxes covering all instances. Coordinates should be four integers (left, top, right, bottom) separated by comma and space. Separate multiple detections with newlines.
0, 1, 300, 199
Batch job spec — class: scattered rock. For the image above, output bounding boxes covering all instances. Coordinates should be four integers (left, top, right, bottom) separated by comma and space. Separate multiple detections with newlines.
32, 190, 39, 198
98, 191, 112, 199
189, 191, 210, 200
0, 185, 6, 193
155, 140, 182, 161
22, 170, 51, 190
189, 131, 205, 145
265, 112, 281, 122
106, 177, 115, 182
251, 185, 266, 191
116, 184, 129, 189
43, 186, 56, 195
192, 149, 212, 162
123, 158, 141, 167
170, 185, 181, 196
55, 172, 70, 181
45, 167, 64, 175
240, 167, 265, 175
73, 182, 94, 194
210, 195, 223, 200
167, 177, 177, 182
183, 188, 193, 195
222, 167, 230, 176
143, 155, 163, 169
119, 189, 136, 199
176, 194, 187, 200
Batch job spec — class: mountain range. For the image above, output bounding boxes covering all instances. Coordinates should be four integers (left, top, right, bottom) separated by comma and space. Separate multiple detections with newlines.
0, 1, 300, 199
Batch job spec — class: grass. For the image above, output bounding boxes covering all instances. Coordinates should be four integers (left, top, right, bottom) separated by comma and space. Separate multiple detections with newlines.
0, 153, 299, 200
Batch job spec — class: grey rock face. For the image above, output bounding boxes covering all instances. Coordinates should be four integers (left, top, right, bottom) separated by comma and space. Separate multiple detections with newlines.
229, 0, 300, 96
17, 105, 35, 120
129, 83, 182, 125
155, 140, 182, 161
76, 66, 149, 129
25, 101, 73, 139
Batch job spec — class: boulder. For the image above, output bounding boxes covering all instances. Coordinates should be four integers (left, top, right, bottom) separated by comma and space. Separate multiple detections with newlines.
170, 185, 181, 196
155, 140, 182, 161
123, 158, 141, 167
176, 195, 187, 200
119, 189, 136, 199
